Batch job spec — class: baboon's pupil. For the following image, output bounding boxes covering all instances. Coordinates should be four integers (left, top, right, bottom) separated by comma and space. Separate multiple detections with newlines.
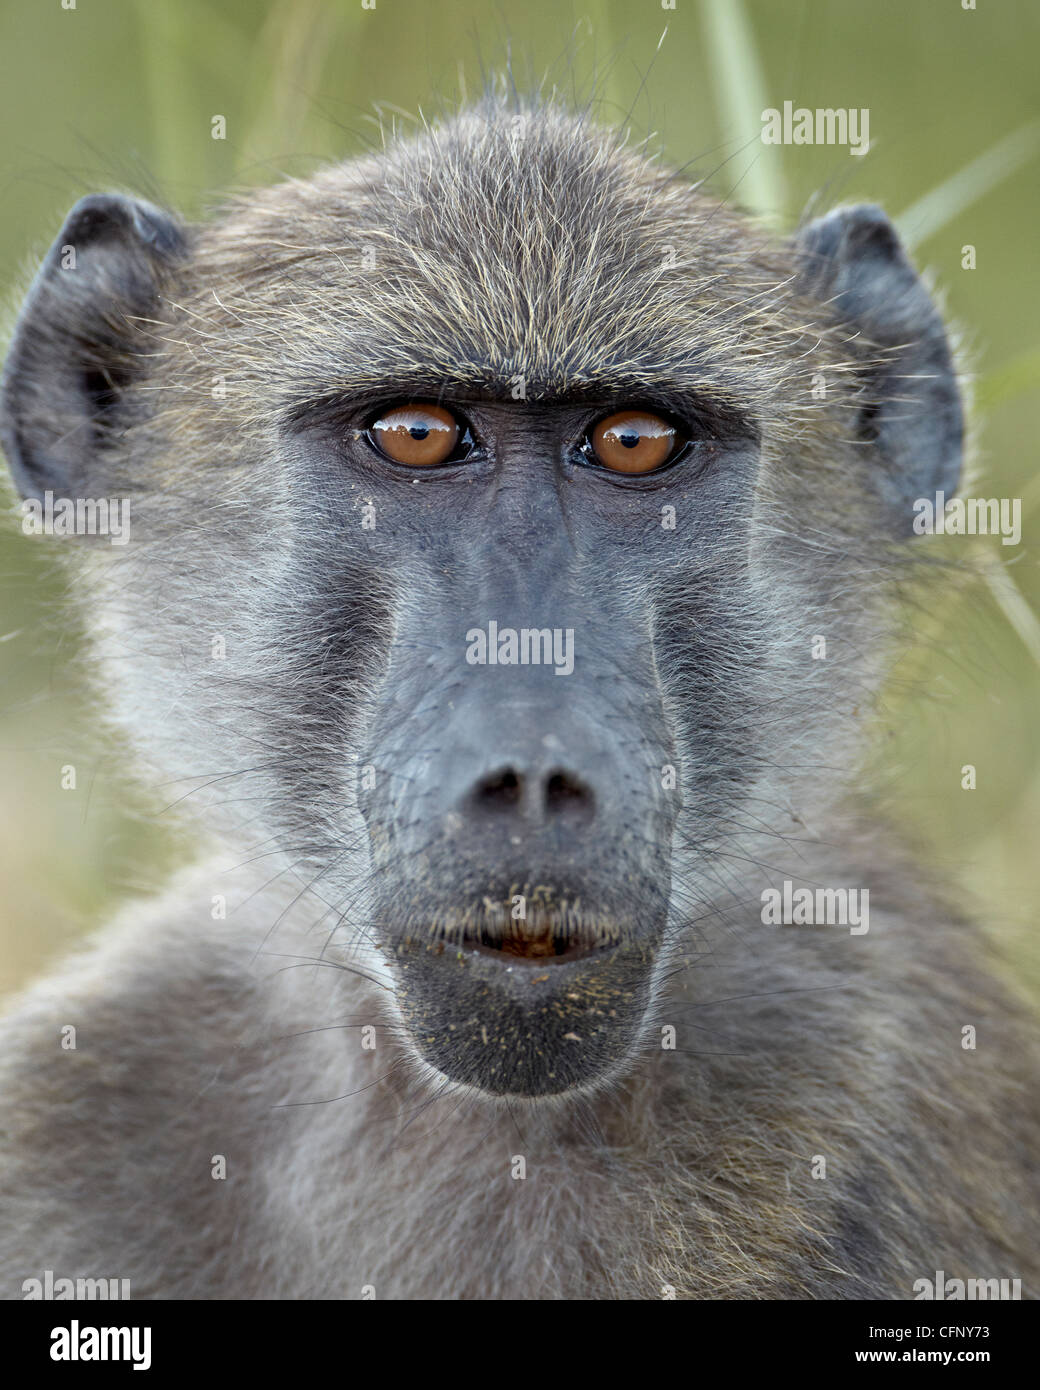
620, 432, 639, 448
410, 425, 429, 439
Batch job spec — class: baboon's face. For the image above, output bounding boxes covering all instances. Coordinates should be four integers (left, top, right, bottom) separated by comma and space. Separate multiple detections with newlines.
0, 107, 960, 1098
288, 392, 760, 1096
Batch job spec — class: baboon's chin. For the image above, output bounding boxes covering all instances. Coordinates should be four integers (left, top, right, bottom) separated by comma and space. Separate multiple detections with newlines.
386, 927, 659, 1098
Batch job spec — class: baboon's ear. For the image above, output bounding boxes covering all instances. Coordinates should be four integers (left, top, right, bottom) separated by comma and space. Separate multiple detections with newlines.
794, 204, 962, 523
0, 193, 185, 501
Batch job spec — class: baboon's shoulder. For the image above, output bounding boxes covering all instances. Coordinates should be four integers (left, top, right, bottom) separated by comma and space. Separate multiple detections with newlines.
0, 867, 283, 1298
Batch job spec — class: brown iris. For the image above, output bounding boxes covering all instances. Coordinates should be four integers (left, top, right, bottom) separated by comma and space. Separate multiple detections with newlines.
590, 409, 678, 474
370, 403, 460, 466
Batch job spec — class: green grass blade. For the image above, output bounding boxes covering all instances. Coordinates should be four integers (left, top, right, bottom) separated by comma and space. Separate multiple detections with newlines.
979, 551, 1040, 670
896, 120, 1040, 250
698, 0, 786, 220
976, 348, 1040, 414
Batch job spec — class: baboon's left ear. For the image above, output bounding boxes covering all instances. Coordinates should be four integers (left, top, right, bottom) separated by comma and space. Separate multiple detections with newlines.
0, 193, 186, 502
794, 203, 962, 523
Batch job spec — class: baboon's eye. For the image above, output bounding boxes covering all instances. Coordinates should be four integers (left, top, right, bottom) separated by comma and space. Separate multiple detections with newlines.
368, 403, 463, 467
586, 409, 681, 475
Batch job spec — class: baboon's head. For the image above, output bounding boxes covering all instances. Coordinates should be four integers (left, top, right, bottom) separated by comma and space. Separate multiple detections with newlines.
1, 103, 960, 1098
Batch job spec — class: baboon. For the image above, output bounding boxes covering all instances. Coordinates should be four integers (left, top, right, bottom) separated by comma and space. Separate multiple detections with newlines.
0, 100, 1036, 1301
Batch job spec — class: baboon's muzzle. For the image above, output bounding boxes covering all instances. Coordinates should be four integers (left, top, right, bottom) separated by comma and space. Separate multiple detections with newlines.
360, 592, 677, 1097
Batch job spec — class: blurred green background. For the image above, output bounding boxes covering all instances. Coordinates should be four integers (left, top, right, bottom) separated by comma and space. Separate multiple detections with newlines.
0, 0, 1037, 1000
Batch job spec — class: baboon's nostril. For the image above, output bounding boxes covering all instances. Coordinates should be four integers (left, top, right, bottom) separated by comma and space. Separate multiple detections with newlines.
469, 766, 596, 824
545, 769, 595, 822
474, 766, 523, 809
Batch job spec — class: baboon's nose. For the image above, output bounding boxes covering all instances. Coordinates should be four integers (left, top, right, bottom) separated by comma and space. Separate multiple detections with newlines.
468, 764, 597, 827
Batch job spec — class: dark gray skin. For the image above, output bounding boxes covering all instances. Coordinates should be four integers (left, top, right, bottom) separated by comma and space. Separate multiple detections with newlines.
0, 104, 1034, 1299
296, 398, 752, 1095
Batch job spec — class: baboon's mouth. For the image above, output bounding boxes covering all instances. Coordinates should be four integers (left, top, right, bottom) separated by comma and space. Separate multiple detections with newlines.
462, 925, 607, 965
402, 898, 626, 968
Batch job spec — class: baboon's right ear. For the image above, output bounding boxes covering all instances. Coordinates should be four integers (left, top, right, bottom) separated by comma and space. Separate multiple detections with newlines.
0, 194, 186, 501
793, 203, 962, 525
